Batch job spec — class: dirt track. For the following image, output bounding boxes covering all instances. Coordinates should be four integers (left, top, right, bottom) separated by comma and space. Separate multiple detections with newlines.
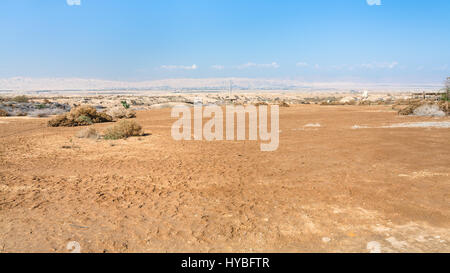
0, 105, 449, 252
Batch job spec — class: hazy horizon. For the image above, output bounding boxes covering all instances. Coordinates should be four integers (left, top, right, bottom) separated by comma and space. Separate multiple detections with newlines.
0, 76, 445, 93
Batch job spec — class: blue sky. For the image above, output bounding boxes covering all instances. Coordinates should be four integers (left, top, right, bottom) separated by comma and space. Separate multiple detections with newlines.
0, 0, 449, 84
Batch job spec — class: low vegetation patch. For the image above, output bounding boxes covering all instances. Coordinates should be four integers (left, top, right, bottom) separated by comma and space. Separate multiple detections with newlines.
48, 105, 112, 127
104, 119, 143, 140
0, 109, 8, 117
397, 102, 422, 116
12, 95, 30, 103
107, 107, 137, 119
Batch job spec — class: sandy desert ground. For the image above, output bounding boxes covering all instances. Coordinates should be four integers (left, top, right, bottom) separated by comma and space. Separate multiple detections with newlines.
0, 104, 449, 253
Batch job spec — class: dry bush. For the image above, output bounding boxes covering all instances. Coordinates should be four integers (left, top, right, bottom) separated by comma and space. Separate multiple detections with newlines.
48, 115, 73, 127
0, 109, 8, 116
76, 127, 99, 139
398, 105, 418, 115
395, 99, 416, 115
107, 107, 136, 119
254, 102, 268, 106
48, 105, 112, 127
12, 95, 30, 103
278, 101, 290, 107
104, 120, 143, 140
438, 100, 449, 114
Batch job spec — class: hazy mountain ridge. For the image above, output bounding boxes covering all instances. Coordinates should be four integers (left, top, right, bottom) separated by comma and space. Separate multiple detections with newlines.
0, 77, 442, 92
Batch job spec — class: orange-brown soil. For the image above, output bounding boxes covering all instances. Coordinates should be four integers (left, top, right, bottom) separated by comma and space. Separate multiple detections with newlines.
0, 105, 449, 252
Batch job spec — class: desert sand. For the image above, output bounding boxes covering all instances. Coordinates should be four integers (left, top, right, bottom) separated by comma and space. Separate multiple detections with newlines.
0, 104, 449, 252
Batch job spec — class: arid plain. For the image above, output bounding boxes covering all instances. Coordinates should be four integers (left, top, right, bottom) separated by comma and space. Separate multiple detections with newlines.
0, 103, 449, 252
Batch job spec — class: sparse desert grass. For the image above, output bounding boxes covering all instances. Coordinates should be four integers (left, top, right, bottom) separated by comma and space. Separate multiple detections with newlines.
104, 119, 143, 140
48, 105, 112, 127
76, 127, 99, 139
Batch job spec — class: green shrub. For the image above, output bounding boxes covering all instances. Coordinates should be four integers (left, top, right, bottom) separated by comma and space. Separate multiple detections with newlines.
121, 100, 130, 109
76, 115, 93, 125
36, 104, 48, 109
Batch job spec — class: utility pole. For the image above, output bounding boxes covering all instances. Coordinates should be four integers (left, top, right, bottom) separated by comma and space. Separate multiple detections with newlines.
229, 80, 232, 96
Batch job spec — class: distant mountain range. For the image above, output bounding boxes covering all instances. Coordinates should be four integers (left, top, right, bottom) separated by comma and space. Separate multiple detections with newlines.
0, 77, 443, 92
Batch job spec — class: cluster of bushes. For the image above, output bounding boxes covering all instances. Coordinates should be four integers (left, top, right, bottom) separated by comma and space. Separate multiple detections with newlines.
58, 105, 144, 140
48, 105, 113, 127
